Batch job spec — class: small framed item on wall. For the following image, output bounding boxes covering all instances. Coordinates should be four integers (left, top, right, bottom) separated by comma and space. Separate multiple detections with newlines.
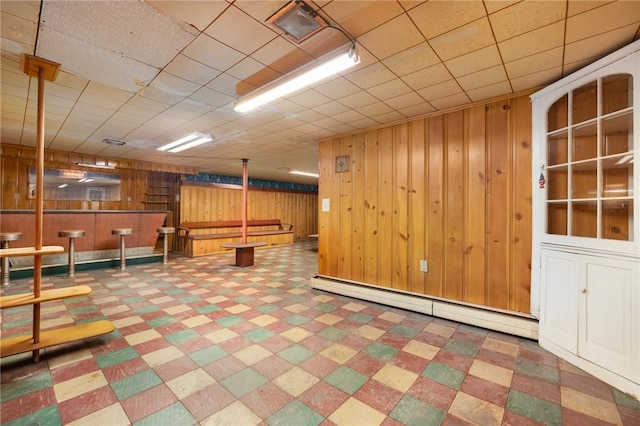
335, 155, 350, 173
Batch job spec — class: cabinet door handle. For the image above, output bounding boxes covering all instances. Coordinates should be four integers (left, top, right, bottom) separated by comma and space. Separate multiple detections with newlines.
580, 288, 587, 293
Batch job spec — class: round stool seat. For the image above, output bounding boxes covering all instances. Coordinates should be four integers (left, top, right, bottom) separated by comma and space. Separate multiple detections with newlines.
59, 230, 86, 238
157, 227, 175, 234
112, 228, 132, 235
1, 232, 22, 242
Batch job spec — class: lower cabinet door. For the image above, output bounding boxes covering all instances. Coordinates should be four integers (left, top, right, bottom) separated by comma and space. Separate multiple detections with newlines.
540, 249, 579, 354
579, 257, 639, 381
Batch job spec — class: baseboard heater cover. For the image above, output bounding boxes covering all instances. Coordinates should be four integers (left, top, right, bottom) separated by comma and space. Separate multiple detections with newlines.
310, 276, 539, 340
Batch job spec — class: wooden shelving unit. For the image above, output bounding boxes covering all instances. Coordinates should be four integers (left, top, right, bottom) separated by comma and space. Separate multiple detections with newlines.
0, 54, 114, 362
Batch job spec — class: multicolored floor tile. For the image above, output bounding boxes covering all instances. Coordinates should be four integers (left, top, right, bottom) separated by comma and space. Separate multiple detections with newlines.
1, 240, 639, 425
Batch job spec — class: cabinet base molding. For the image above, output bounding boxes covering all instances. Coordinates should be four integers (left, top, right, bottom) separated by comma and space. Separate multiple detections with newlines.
540, 336, 640, 401
311, 276, 538, 339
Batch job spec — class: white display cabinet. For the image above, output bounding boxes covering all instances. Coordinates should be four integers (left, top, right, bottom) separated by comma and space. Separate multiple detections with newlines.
531, 40, 640, 399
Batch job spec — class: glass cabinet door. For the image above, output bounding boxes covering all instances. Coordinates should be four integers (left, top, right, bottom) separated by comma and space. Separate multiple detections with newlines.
545, 74, 634, 241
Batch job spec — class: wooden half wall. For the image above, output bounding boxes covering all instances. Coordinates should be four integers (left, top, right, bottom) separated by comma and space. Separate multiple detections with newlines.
180, 183, 318, 241
318, 95, 532, 314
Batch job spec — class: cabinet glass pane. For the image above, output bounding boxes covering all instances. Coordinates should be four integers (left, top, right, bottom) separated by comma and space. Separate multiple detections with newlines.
602, 200, 632, 241
602, 112, 633, 156
602, 157, 632, 198
548, 95, 568, 131
548, 132, 568, 165
572, 81, 597, 124
572, 201, 597, 238
548, 167, 568, 200
548, 204, 567, 235
602, 74, 633, 115
573, 124, 597, 161
572, 161, 597, 199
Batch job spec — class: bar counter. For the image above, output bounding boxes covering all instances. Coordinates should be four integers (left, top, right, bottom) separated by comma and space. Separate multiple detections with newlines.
0, 210, 167, 268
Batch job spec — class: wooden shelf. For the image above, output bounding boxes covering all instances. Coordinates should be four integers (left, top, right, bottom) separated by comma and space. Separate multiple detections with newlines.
0, 245, 64, 258
0, 320, 115, 358
0, 286, 93, 309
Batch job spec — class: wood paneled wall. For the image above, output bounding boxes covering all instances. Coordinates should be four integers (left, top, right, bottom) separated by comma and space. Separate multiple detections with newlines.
318, 95, 532, 313
180, 184, 318, 241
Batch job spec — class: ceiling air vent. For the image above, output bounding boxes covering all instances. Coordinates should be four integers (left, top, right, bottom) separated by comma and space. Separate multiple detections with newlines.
102, 138, 126, 146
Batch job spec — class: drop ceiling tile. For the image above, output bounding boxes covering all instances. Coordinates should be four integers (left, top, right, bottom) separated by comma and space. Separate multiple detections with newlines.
73, 102, 115, 119
504, 46, 563, 79
78, 93, 126, 111
183, 34, 246, 71
337, 91, 379, 109
251, 38, 308, 73
402, 63, 453, 91
148, 0, 228, 32
322, 1, 405, 38
510, 66, 562, 92
1, 1, 40, 21
1, 83, 27, 99
499, 20, 565, 62
429, 92, 472, 110
312, 100, 351, 116
164, 105, 202, 121
489, 0, 566, 42
484, 0, 520, 14
315, 77, 361, 100
357, 13, 425, 60
567, 0, 615, 17
382, 42, 440, 77
54, 72, 90, 91
345, 62, 397, 89
357, 101, 395, 117
289, 89, 332, 108
45, 84, 82, 101
225, 56, 267, 81
564, 23, 640, 64
367, 79, 413, 101
204, 5, 275, 55
466, 80, 513, 102
456, 65, 508, 91
416, 79, 463, 102
164, 54, 222, 85
566, 1, 640, 43
409, 0, 486, 39
206, 73, 241, 97
398, 102, 436, 117
444, 45, 502, 78
430, 18, 495, 62
153, 71, 202, 98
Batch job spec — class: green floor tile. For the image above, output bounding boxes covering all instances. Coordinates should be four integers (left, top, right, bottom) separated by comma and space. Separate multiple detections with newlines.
111, 370, 162, 400
135, 305, 160, 315
277, 344, 314, 365
364, 341, 399, 361
147, 316, 175, 328
613, 388, 640, 410
256, 304, 279, 313
317, 327, 348, 342
3, 404, 60, 426
515, 358, 560, 384
390, 394, 445, 426
314, 303, 337, 313
266, 399, 324, 426
164, 288, 185, 295
122, 296, 146, 304
134, 401, 196, 426
244, 328, 276, 342
68, 305, 99, 315
0, 371, 52, 403
178, 295, 200, 304
196, 304, 221, 314
348, 313, 374, 323
506, 389, 562, 426
421, 361, 465, 390
284, 314, 309, 326
324, 365, 368, 395
233, 296, 254, 303
390, 324, 420, 338
219, 368, 268, 398
443, 339, 479, 358
165, 329, 199, 345
216, 315, 244, 327
96, 346, 139, 369
188, 345, 228, 367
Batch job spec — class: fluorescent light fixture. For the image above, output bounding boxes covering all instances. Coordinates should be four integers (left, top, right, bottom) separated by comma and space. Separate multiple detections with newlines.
76, 162, 115, 170
267, 0, 328, 44
234, 47, 360, 113
58, 183, 68, 188
290, 170, 319, 178
157, 132, 213, 153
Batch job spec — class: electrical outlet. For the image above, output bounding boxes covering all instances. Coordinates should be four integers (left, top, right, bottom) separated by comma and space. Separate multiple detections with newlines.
420, 259, 428, 272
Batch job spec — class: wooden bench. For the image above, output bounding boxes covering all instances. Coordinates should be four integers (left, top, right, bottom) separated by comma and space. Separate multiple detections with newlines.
177, 219, 294, 257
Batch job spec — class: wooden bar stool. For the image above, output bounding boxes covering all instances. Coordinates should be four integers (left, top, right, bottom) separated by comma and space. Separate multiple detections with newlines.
112, 228, 132, 270
156, 227, 175, 265
1, 232, 22, 286
58, 230, 86, 277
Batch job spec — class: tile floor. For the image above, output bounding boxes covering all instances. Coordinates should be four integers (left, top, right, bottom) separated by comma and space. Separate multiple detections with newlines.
1, 240, 639, 425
